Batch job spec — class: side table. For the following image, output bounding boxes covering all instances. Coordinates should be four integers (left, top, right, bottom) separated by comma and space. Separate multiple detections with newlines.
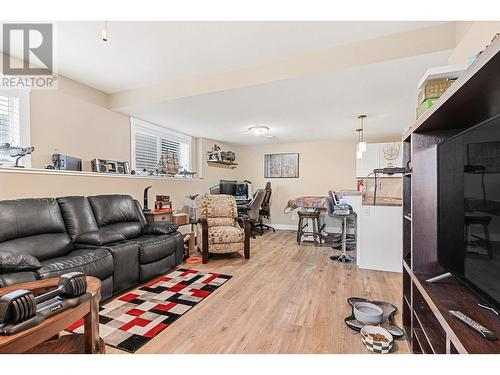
0, 276, 104, 354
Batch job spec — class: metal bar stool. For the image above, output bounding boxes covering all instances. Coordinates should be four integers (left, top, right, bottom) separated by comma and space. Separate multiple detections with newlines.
297, 211, 322, 245
326, 192, 356, 263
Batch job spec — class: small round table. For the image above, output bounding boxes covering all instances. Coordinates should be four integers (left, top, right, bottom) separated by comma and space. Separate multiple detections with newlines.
0, 276, 104, 354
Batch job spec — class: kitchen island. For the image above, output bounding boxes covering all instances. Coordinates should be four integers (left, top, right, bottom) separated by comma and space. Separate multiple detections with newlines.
341, 191, 402, 273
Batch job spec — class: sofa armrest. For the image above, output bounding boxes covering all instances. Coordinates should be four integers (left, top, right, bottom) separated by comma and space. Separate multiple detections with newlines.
143, 221, 178, 235
75, 229, 125, 246
0, 251, 41, 273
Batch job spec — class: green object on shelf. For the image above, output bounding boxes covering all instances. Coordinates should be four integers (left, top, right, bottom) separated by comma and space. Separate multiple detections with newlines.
416, 97, 438, 119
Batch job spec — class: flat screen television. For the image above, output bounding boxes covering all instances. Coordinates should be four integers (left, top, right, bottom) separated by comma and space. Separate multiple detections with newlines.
438, 114, 500, 309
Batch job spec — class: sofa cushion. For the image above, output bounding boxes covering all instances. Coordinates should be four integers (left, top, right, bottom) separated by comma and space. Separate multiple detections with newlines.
0, 198, 66, 243
75, 229, 125, 246
57, 196, 99, 240
0, 233, 74, 261
206, 226, 244, 245
37, 248, 114, 280
0, 251, 41, 272
88, 195, 143, 227
135, 234, 179, 264
101, 222, 142, 239
143, 222, 178, 235
207, 217, 236, 227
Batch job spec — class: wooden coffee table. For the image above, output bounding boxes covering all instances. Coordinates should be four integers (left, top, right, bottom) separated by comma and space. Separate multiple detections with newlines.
0, 276, 104, 354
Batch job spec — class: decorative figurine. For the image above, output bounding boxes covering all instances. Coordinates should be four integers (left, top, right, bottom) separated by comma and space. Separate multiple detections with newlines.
0, 143, 35, 167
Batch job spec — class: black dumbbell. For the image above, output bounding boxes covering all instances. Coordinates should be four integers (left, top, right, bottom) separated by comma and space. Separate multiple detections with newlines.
0, 272, 86, 326
0, 289, 37, 325
35, 272, 87, 304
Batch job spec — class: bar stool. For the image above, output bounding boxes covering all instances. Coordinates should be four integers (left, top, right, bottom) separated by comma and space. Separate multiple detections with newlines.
297, 211, 322, 245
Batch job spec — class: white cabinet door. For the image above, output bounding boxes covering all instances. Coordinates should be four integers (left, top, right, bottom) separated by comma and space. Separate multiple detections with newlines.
356, 142, 404, 177
356, 143, 379, 177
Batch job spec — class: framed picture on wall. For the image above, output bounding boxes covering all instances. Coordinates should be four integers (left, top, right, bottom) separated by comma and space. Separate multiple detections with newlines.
264, 153, 299, 178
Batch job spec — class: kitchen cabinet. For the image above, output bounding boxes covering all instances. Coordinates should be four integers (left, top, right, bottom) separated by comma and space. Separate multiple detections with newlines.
355, 142, 403, 177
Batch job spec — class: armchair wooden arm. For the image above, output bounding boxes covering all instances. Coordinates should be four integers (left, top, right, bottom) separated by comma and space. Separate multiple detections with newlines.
198, 218, 209, 263
237, 217, 251, 260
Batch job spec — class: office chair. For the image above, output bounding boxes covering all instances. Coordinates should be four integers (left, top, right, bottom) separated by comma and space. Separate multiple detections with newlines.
257, 182, 275, 233
239, 189, 266, 238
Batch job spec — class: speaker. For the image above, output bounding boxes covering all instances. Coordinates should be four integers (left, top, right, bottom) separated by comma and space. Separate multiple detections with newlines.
91, 159, 130, 174
52, 154, 82, 171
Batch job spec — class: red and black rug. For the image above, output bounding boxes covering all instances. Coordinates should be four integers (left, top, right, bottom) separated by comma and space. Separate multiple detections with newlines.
67, 268, 231, 353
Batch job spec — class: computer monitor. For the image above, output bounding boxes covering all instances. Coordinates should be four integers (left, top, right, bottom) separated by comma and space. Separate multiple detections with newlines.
219, 180, 237, 195
235, 182, 248, 200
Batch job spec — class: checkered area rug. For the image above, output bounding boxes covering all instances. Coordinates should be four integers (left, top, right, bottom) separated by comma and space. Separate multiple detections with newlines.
67, 268, 232, 353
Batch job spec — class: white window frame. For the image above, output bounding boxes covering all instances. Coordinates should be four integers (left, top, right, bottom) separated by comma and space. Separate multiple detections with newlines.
0, 88, 31, 168
130, 117, 192, 172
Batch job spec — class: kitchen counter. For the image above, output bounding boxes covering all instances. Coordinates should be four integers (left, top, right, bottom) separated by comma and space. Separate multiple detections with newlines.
343, 194, 402, 273
362, 197, 402, 207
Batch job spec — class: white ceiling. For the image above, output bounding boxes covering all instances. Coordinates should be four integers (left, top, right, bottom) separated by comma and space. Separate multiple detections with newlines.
0, 21, 453, 144
47, 21, 444, 93
122, 49, 452, 145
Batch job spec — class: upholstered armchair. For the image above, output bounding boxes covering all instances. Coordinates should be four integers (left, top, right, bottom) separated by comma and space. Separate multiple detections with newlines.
196, 193, 251, 263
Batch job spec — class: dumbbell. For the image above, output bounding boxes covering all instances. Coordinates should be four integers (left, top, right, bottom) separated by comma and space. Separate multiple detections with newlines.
35, 272, 87, 304
0, 272, 87, 326
0, 289, 37, 325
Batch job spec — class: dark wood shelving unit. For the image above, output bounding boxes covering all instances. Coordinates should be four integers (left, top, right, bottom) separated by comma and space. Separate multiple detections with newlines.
402, 36, 500, 354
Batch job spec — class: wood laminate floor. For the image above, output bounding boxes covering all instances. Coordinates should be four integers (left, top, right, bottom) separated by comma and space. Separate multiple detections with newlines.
107, 230, 410, 354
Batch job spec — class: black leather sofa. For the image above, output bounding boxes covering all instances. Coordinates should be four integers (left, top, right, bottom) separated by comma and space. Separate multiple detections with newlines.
0, 195, 184, 301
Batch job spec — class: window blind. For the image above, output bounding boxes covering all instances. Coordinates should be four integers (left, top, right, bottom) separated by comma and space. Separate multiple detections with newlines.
132, 119, 191, 174
0, 94, 21, 165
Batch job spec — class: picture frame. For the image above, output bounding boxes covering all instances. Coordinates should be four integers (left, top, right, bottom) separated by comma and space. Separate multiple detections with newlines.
264, 153, 299, 178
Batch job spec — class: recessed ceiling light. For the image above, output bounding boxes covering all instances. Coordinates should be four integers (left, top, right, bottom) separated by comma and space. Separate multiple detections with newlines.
248, 125, 270, 136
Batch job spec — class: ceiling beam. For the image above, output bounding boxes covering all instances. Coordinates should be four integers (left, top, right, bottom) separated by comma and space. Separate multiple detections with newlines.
108, 22, 456, 111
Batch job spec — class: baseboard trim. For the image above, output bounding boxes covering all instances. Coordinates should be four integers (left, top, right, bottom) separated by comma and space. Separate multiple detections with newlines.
267, 224, 296, 231
267, 224, 345, 233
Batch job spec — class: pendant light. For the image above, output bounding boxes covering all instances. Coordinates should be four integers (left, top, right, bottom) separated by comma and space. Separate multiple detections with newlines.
101, 21, 109, 42
357, 114, 367, 152
356, 128, 363, 159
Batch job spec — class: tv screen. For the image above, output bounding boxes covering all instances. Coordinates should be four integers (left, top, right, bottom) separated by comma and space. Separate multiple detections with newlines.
438, 115, 500, 309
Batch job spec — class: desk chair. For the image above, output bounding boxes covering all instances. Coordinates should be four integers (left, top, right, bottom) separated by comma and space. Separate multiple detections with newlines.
239, 189, 266, 238
257, 182, 275, 233
326, 191, 356, 263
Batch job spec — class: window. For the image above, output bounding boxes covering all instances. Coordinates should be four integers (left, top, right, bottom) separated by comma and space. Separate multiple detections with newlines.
131, 118, 191, 173
0, 89, 30, 167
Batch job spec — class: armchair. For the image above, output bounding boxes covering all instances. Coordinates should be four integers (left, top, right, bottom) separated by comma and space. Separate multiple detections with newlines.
196, 194, 251, 264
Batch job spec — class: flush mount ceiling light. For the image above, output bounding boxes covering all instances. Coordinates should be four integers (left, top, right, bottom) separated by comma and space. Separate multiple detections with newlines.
356, 114, 367, 154
248, 125, 270, 136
